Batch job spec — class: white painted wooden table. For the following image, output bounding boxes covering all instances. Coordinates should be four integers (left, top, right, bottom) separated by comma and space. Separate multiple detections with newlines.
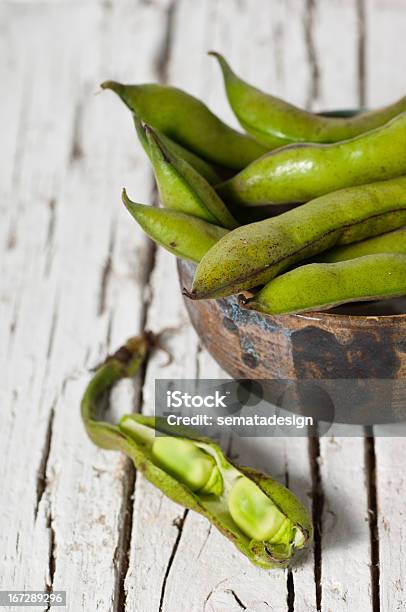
1, 1, 405, 610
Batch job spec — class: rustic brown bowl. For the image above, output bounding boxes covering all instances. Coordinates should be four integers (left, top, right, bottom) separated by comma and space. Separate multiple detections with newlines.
178, 259, 406, 425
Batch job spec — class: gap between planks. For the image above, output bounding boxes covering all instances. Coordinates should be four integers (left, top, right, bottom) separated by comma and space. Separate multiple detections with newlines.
365, 432, 380, 612
29, 1, 170, 604
111, 2, 177, 610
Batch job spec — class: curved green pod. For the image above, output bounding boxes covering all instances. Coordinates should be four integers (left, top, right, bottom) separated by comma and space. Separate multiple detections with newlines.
241, 253, 406, 315
101, 81, 267, 170
122, 190, 228, 263
140, 123, 238, 229
217, 112, 406, 206
318, 228, 406, 263
211, 52, 406, 148
186, 177, 406, 299
81, 335, 312, 570
132, 114, 221, 185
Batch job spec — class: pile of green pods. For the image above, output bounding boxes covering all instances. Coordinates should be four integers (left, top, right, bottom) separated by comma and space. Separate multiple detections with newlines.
81, 334, 313, 569
103, 50, 406, 315
87, 59, 406, 570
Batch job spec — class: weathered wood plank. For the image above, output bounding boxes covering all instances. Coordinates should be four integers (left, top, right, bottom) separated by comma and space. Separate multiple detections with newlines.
365, 0, 406, 105
366, 2, 406, 611
0, 3, 168, 611
310, 3, 373, 611
372, 437, 405, 612
310, 0, 362, 112
1, 5, 104, 603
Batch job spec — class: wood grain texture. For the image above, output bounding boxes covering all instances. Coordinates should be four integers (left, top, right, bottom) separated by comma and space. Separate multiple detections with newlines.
1, 0, 405, 611
366, 2, 406, 610
0, 2, 168, 611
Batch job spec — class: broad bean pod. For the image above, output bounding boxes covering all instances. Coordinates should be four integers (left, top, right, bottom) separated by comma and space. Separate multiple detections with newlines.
241, 253, 406, 315
317, 227, 406, 263
122, 189, 228, 263
217, 112, 406, 206
211, 52, 406, 148
101, 81, 267, 169
133, 113, 221, 184
186, 176, 406, 299
81, 335, 312, 569
139, 122, 238, 229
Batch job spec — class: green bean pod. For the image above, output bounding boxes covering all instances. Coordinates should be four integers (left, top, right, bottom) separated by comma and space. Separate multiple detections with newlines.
81, 337, 312, 570
241, 253, 406, 315
316, 227, 406, 263
139, 122, 238, 229
132, 114, 221, 185
186, 176, 406, 299
122, 190, 228, 263
211, 52, 406, 148
101, 81, 267, 169
217, 112, 406, 206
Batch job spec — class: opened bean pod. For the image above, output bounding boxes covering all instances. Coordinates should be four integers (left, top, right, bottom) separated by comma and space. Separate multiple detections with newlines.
81, 336, 312, 569
211, 52, 406, 148
187, 176, 406, 299
217, 112, 406, 206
